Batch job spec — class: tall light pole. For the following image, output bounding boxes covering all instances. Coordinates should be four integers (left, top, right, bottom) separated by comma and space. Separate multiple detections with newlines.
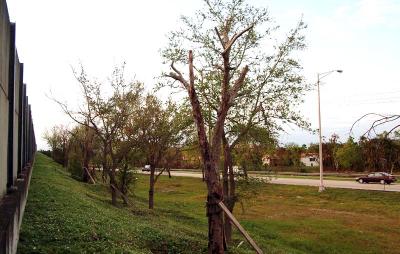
317, 70, 343, 192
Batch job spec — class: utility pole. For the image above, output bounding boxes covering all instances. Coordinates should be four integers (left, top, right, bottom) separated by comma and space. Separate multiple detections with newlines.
317, 70, 343, 192
317, 74, 325, 192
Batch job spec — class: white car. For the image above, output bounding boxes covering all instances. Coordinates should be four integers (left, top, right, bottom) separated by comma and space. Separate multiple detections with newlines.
142, 165, 151, 172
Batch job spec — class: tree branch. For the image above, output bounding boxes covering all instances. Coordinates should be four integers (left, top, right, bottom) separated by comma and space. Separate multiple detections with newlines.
223, 24, 254, 55
229, 66, 249, 104
214, 27, 224, 49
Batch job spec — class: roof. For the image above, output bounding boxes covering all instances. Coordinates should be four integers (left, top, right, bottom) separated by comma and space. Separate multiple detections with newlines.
300, 152, 318, 157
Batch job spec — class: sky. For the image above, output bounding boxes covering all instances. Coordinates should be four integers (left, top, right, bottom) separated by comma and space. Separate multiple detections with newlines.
5, 0, 400, 149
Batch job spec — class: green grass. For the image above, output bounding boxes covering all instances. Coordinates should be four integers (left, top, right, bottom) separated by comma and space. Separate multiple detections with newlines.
18, 153, 400, 253
18, 154, 207, 254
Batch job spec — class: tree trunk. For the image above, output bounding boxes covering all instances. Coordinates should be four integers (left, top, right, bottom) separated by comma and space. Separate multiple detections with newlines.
82, 127, 91, 183
222, 134, 231, 243
222, 134, 237, 244
63, 143, 68, 168
109, 170, 117, 206
205, 161, 225, 254
167, 50, 244, 253
243, 164, 248, 180
149, 164, 155, 209
226, 154, 236, 243
103, 142, 117, 205
82, 167, 89, 183
102, 147, 108, 183
82, 147, 90, 183
185, 51, 224, 253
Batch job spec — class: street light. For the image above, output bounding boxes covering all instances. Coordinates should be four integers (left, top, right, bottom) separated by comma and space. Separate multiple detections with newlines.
317, 70, 343, 192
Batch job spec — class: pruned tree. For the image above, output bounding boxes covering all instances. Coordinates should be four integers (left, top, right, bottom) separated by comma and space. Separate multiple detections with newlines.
161, 0, 308, 249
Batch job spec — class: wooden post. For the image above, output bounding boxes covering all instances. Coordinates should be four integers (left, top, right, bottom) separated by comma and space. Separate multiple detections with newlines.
83, 167, 96, 184
110, 184, 131, 206
218, 201, 263, 254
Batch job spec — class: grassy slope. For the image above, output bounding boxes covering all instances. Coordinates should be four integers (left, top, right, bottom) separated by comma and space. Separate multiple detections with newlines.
18, 153, 207, 254
19, 153, 400, 253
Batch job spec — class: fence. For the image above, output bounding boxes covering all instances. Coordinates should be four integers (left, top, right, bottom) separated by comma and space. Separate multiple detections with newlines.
0, 0, 37, 253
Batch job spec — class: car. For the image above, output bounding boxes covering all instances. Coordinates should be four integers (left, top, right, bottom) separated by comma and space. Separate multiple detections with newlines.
142, 165, 151, 172
232, 166, 245, 175
356, 172, 396, 184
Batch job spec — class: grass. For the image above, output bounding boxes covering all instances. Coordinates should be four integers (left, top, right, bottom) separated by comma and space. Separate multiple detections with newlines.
18, 153, 400, 253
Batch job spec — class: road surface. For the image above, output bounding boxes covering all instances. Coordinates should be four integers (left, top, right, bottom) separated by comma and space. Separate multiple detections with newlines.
152, 171, 400, 192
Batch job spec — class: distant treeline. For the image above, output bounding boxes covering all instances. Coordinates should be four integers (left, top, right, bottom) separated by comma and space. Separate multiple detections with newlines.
269, 134, 400, 172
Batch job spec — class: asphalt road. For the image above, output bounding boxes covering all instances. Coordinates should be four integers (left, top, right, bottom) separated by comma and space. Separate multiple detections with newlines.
152, 171, 400, 192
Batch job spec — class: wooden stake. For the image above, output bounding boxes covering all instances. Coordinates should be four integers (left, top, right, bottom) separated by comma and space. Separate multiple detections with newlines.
110, 184, 131, 206
218, 201, 263, 254
84, 167, 96, 184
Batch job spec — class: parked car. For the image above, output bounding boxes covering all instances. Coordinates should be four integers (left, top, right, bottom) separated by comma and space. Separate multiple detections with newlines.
232, 166, 245, 175
356, 172, 396, 184
142, 165, 151, 172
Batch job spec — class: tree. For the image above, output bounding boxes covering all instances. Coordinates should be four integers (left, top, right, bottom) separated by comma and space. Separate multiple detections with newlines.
54, 64, 142, 205
162, 0, 308, 247
359, 135, 400, 172
351, 113, 400, 172
43, 125, 71, 167
130, 94, 190, 209
67, 124, 98, 182
335, 137, 363, 170
329, 133, 340, 171
284, 143, 305, 167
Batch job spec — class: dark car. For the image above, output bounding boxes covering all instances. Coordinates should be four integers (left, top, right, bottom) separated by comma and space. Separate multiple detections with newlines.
356, 172, 397, 184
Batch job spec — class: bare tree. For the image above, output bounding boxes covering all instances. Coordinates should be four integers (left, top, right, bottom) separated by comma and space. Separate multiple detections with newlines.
351, 113, 400, 138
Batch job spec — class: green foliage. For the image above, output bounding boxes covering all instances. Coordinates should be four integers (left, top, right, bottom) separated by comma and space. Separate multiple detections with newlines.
235, 175, 269, 212
335, 137, 363, 171
42, 125, 70, 166
117, 165, 137, 195
161, 0, 310, 157
235, 146, 266, 171
67, 152, 83, 180
360, 135, 400, 172
284, 143, 305, 167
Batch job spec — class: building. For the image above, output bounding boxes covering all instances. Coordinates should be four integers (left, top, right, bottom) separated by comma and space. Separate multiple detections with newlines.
300, 153, 319, 167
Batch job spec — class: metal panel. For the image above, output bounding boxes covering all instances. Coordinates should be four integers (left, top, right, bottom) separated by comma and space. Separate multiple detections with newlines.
7, 22, 15, 188
0, 0, 10, 198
